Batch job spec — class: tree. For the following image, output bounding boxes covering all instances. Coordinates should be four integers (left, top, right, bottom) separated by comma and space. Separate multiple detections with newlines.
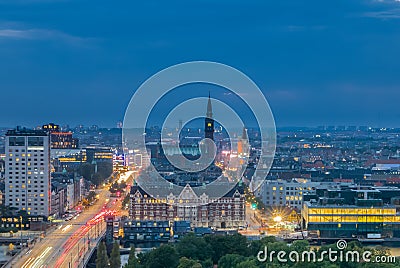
96, 241, 109, 268
248, 240, 263, 257
235, 258, 259, 268
200, 259, 213, 268
204, 234, 249, 263
87, 191, 97, 202
79, 163, 95, 181
0, 205, 18, 217
178, 257, 202, 268
120, 181, 127, 189
218, 254, 245, 268
124, 245, 138, 268
259, 236, 277, 245
92, 172, 104, 186
146, 244, 179, 268
82, 198, 90, 207
97, 162, 113, 182
110, 241, 121, 268
176, 233, 213, 261
291, 240, 309, 253
122, 193, 130, 208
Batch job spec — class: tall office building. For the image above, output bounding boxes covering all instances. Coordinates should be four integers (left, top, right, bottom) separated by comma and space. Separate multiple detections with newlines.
5, 127, 51, 217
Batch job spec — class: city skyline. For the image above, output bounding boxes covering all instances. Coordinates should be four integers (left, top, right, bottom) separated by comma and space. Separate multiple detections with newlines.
2, 1, 400, 267
1, 0, 400, 127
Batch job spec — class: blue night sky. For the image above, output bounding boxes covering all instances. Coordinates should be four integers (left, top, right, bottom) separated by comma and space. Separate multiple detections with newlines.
0, 0, 399, 128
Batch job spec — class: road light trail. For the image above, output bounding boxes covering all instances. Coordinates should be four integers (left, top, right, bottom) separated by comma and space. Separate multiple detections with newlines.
21, 257, 35, 268
29, 247, 52, 268
8, 171, 135, 268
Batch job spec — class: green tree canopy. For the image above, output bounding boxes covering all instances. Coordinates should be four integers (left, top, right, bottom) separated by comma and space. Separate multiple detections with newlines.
178, 257, 202, 268
109, 241, 121, 268
96, 241, 109, 268
124, 245, 138, 268
218, 254, 245, 268
204, 233, 249, 263
145, 244, 179, 268
176, 233, 213, 261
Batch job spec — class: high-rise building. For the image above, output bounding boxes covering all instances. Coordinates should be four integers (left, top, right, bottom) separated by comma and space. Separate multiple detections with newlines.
205, 92, 214, 141
5, 127, 51, 216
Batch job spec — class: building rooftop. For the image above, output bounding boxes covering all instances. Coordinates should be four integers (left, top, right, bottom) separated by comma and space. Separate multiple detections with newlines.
303, 200, 396, 209
6, 127, 48, 136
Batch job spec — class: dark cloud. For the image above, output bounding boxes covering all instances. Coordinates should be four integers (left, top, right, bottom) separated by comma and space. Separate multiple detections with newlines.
0, 0, 399, 127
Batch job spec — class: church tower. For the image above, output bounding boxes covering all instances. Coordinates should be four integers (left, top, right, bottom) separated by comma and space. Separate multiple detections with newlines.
205, 92, 214, 141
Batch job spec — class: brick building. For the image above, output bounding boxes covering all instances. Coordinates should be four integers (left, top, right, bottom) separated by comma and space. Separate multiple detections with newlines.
129, 182, 245, 229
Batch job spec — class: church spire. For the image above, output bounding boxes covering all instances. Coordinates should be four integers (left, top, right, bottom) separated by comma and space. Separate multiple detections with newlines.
206, 91, 213, 119
205, 91, 214, 141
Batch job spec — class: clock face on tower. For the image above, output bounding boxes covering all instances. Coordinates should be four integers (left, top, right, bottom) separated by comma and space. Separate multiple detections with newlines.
205, 93, 214, 141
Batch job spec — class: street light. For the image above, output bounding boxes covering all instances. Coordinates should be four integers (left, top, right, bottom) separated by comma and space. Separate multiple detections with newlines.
273, 215, 282, 223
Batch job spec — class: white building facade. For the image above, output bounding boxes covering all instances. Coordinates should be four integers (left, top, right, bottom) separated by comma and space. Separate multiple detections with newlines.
256, 178, 323, 210
5, 128, 51, 216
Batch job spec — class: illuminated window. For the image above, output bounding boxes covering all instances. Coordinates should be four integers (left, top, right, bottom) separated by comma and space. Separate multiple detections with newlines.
207, 123, 212, 127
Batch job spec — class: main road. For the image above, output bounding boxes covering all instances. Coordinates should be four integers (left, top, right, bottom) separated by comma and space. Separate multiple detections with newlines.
7, 170, 137, 268
7, 188, 109, 268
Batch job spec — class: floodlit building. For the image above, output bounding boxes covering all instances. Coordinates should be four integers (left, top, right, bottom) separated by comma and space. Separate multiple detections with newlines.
302, 185, 400, 238
129, 182, 245, 228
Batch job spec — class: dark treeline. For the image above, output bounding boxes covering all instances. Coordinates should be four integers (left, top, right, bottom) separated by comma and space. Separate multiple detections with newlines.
120, 234, 400, 268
